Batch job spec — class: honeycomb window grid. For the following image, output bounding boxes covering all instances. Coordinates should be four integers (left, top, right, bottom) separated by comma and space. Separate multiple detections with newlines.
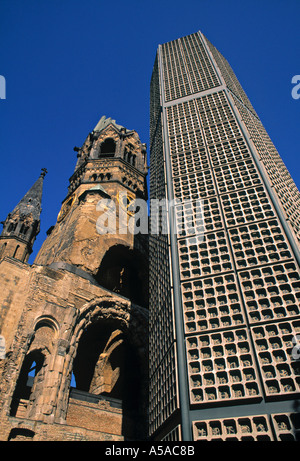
203, 119, 242, 146
252, 320, 300, 397
193, 414, 273, 441
220, 186, 276, 228
174, 196, 224, 238
178, 231, 233, 280
229, 219, 294, 270
195, 92, 236, 127
162, 40, 192, 102
173, 169, 216, 201
186, 328, 262, 405
208, 138, 251, 168
271, 413, 300, 441
213, 159, 262, 195
171, 149, 210, 177
149, 346, 179, 435
166, 100, 201, 139
181, 272, 246, 334
238, 261, 300, 324
180, 34, 220, 93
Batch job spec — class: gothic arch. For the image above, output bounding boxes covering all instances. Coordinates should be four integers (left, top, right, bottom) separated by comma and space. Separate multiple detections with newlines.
99, 138, 116, 158
32, 315, 59, 335
9, 348, 45, 417
13, 245, 20, 258
29, 316, 58, 355
59, 297, 148, 438
71, 297, 148, 364
94, 244, 148, 307
9, 317, 58, 418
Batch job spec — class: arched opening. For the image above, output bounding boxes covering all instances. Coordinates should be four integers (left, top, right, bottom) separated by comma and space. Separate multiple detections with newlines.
7, 222, 17, 233
8, 428, 35, 441
99, 138, 116, 158
12, 245, 20, 259
94, 245, 148, 307
10, 350, 45, 417
20, 224, 29, 235
72, 322, 140, 399
71, 320, 143, 438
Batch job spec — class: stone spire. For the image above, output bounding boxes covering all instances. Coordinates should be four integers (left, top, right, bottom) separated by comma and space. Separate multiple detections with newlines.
10, 169, 47, 221
0, 169, 47, 262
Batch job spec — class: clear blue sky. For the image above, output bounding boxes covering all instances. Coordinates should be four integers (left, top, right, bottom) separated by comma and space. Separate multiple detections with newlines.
1, 0, 300, 262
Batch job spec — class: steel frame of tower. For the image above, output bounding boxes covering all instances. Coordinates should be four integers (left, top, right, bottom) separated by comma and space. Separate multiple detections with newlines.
150, 31, 300, 442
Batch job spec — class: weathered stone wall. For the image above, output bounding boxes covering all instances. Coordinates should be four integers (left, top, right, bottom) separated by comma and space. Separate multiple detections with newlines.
34, 181, 147, 274
1, 415, 124, 441
0, 260, 148, 441
0, 120, 149, 441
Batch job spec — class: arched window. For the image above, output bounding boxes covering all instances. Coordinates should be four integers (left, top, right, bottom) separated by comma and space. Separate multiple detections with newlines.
8, 222, 17, 233
99, 138, 116, 158
20, 224, 29, 235
71, 321, 142, 427
10, 350, 45, 416
8, 428, 35, 441
13, 245, 20, 259
94, 245, 148, 307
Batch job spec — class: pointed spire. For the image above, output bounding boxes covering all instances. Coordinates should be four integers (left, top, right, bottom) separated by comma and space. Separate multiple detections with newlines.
11, 168, 47, 222
0, 169, 47, 262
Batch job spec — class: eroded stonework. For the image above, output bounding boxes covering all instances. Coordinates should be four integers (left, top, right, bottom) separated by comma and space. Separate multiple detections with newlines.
0, 117, 149, 441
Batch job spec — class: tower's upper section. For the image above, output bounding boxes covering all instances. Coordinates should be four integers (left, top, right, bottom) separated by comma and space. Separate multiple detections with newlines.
0, 169, 46, 262
34, 117, 148, 281
70, 116, 148, 199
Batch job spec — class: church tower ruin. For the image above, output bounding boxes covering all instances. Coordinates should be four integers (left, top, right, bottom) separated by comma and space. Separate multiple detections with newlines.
0, 116, 149, 441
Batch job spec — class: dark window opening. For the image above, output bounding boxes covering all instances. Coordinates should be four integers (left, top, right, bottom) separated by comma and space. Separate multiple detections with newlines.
99, 138, 116, 158
8, 428, 35, 441
72, 321, 141, 407
12, 245, 20, 259
94, 245, 148, 307
124, 149, 136, 167
20, 224, 29, 235
10, 350, 45, 416
7, 222, 17, 233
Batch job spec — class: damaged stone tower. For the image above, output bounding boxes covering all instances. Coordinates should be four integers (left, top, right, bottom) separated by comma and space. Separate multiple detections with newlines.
0, 116, 149, 441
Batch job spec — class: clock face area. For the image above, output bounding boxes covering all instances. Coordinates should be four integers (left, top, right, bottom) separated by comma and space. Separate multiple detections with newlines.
57, 194, 77, 223
117, 191, 137, 217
